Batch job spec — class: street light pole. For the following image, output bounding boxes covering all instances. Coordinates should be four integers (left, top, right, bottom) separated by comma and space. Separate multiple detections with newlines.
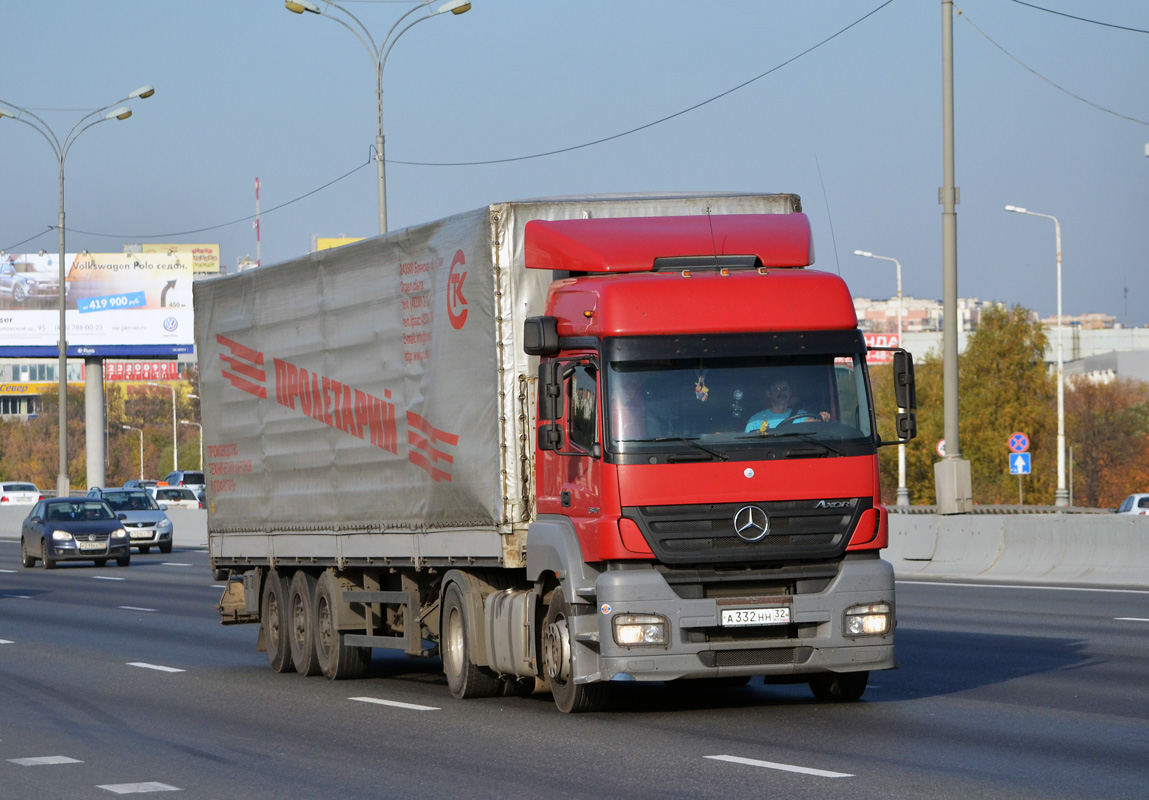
180, 420, 202, 471
0, 85, 155, 497
1004, 205, 1068, 507
122, 425, 144, 481
854, 250, 909, 506
148, 382, 178, 473
285, 0, 472, 234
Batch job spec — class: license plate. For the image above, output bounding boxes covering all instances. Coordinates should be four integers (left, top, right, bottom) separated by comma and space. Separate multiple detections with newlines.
130, 532, 152, 540
77, 540, 106, 551
720, 607, 790, 627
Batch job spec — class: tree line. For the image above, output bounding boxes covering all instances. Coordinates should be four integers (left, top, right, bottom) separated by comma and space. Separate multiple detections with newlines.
871, 306, 1149, 508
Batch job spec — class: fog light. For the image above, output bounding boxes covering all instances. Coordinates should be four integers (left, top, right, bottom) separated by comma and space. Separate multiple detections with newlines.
613, 614, 668, 646
844, 602, 891, 636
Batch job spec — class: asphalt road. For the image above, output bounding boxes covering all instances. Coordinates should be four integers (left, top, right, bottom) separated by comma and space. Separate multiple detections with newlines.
1, 542, 1146, 799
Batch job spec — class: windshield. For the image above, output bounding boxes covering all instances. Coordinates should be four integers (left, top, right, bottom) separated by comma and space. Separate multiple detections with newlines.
104, 491, 160, 511
606, 346, 874, 461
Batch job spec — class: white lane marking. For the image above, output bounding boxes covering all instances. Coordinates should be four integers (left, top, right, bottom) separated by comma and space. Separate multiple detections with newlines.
1115, 617, 1149, 622
127, 662, 185, 673
705, 754, 853, 778
9, 755, 84, 766
1, 594, 32, 599
98, 782, 181, 794
0, 639, 13, 644
0, 568, 16, 573
94, 576, 126, 581
161, 562, 191, 567
897, 580, 1149, 595
119, 606, 157, 612
350, 696, 440, 712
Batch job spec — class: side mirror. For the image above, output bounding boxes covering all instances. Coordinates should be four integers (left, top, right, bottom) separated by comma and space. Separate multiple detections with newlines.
524, 316, 560, 356
538, 361, 563, 421
893, 350, 917, 410
896, 411, 917, 441
538, 422, 565, 452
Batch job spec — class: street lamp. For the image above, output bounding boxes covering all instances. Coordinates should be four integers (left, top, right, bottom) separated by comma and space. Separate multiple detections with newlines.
180, 420, 202, 471
0, 84, 155, 497
854, 250, 909, 507
148, 382, 178, 473
1004, 205, 1068, 507
286, 0, 472, 234
122, 425, 144, 481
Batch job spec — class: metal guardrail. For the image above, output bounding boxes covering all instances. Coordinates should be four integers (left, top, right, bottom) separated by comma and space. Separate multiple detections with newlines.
888, 504, 1115, 515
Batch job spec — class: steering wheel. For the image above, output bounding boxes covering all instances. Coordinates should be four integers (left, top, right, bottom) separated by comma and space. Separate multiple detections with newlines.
774, 413, 812, 427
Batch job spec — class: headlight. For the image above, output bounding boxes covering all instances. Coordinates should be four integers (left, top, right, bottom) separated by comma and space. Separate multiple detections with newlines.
612, 614, 668, 646
844, 602, 892, 636
51, 530, 75, 543
159, 518, 173, 528
110, 529, 128, 540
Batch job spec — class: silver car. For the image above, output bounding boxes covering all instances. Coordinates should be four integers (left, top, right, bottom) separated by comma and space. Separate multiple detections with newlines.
0, 259, 60, 303
87, 488, 174, 554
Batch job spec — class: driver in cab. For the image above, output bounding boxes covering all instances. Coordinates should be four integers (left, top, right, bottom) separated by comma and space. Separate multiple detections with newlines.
744, 378, 830, 433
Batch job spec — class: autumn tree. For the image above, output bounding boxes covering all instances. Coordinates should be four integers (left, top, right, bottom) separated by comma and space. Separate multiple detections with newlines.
1066, 377, 1149, 508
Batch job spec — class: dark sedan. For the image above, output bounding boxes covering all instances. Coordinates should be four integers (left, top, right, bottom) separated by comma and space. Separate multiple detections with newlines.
20, 498, 131, 569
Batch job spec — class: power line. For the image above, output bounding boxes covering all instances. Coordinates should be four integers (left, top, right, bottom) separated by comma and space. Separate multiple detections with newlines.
1005, 0, 1149, 35
958, 8, 1149, 127
392, 0, 898, 167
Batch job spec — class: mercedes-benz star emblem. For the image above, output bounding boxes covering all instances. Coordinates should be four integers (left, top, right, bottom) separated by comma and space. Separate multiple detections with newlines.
733, 505, 769, 542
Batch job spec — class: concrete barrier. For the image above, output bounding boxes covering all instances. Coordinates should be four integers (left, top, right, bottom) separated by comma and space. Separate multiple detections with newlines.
0, 505, 208, 549
4, 504, 1145, 589
887, 510, 1149, 589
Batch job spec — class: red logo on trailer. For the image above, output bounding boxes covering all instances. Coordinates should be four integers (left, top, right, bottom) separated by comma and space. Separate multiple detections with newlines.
447, 250, 468, 330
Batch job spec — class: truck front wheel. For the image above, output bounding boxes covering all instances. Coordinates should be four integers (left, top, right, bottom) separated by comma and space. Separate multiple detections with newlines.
262, 569, 296, 674
314, 571, 370, 680
288, 571, 322, 676
809, 670, 869, 702
441, 582, 502, 699
543, 588, 608, 713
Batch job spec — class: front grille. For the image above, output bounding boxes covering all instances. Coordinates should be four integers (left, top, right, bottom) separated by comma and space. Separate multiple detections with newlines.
123, 521, 155, 530
624, 499, 870, 565
698, 646, 813, 668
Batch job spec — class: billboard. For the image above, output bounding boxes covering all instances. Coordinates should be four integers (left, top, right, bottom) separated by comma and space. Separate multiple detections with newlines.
141, 243, 220, 274
0, 252, 194, 357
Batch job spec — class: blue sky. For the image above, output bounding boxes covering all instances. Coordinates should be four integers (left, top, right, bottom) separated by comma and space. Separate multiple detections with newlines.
2, 1, 1147, 324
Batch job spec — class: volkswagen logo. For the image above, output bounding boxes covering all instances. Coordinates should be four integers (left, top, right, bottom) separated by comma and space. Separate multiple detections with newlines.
733, 505, 769, 542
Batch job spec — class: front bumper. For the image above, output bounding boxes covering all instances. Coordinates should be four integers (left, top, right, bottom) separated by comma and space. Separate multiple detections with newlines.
578, 555, 895, 683
46, 540, 131, 561
124, 524, 173, 548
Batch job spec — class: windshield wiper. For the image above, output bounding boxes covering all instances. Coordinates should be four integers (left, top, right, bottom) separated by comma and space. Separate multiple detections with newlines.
650, 437, 729, 462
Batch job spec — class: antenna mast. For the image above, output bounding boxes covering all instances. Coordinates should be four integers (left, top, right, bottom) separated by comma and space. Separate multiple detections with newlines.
255, 177, 262, 268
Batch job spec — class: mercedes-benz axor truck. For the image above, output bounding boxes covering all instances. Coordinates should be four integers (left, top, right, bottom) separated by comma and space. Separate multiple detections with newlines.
196, 192, 917, 712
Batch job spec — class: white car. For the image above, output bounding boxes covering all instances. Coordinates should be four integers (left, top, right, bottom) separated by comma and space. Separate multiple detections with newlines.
1115, 494, 1149, 515
149, 486, 202, 510
1, 482, 42, 506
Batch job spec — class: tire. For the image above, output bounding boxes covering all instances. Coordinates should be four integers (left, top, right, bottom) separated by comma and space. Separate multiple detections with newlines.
13, 283, 26, 303
41, 539, 56, 570
314, 571, 370, 680
159, 542, 172, 554
139, 546, 151, 554
288, 570, 322, 676
117, 554, 131, 567
20, 538, 36, 568
542, 587, 608, 713
261, 569, 296, 674
809, 671, 869, 702
94, 559, 107, 568
441, 582, 502, 699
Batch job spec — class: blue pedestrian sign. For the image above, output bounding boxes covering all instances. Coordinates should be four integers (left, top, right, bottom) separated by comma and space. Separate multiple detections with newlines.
1009, 453, 1031, 475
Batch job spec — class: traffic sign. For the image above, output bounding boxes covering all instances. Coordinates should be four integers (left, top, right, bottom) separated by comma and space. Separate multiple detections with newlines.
936, 438, 946, 458
1008, 432, 1029, 453
1009, 453, 1031, 475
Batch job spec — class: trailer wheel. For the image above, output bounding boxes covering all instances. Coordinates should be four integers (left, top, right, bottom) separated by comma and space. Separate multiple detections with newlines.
288, 571, 322, 676
441, 582, 502, 699
809, 670, 869, 702
262, 569, 296, 674
543, 588, 608, 713
314, 571, 370, 680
